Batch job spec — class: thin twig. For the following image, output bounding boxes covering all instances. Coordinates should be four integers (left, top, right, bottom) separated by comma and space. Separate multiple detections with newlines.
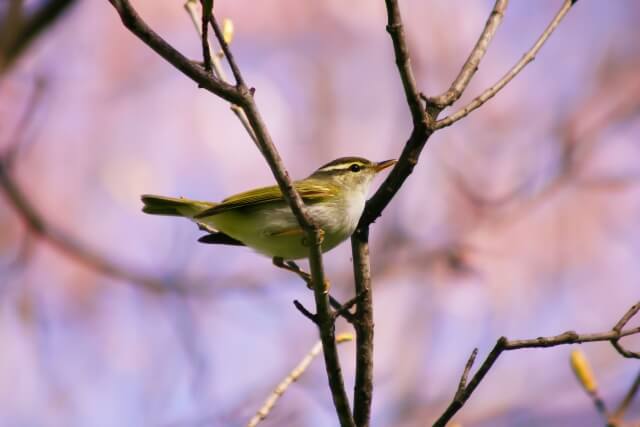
428, 0, 509, 109
384, 0, 425, 125
331, 291, 364, 322
209, 13, 245, 88
183, 0, 258, 143
293, 300, 317, 324
455, 348, 478, 400
434, 0, 577, 129
433, 301, 640, 427
273, 258, 355, 323
198, 0, 213, 73
108, 0, 241, 103
246, 333, 354, 427
611, 370, 640, 422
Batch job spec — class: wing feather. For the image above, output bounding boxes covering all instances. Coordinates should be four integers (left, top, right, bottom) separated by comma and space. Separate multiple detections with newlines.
194, 182, 336, 218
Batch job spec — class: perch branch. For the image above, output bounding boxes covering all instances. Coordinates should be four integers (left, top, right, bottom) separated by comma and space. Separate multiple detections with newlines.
107, 2, 354, 425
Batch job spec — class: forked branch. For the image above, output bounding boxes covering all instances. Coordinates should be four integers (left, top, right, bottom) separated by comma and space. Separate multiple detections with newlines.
433, 301, 640, 427
434, 0, 578, 129
107, 1, 354, 425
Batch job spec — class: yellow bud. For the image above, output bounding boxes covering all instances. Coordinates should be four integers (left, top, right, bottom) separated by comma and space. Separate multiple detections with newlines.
570, 349, 598, 393
336, 333, 354, 343
222, 18, 234, 44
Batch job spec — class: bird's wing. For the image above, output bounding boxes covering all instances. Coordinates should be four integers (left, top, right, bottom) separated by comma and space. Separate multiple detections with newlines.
194, 181, 336, 218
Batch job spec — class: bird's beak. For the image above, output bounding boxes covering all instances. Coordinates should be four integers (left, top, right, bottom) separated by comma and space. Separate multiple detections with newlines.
374, 159, 397, 172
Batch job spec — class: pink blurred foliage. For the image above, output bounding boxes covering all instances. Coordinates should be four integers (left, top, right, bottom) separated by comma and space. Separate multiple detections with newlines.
0, 1, 639, 426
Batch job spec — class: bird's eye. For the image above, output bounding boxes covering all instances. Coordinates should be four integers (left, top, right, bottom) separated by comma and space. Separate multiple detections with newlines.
349, 164, 361, 172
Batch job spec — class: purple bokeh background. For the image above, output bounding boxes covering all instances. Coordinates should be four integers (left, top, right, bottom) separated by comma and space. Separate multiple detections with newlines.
1, 1, 639, 426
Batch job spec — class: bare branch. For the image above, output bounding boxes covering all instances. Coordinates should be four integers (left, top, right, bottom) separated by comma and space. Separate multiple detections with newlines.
384, 0, 425, 125
106, 2, 354, 425
455, 348, 478, 400
611, 370, 640, 423
433, 301, 640, 427
350, 229, 375, 427
428, 0, 509, 109
107, 0, 241, 103
293, 300, 317, 324
209, 12, 245, 88
246, 334, 354, 427
435, 0, 577, 129
331, 291, 364, 322
199, 0, 213, 73
183, 1, 258, 144
273, 258, 354, 323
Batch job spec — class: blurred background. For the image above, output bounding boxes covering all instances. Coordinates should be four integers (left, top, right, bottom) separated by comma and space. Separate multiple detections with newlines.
1, 1, 639, 426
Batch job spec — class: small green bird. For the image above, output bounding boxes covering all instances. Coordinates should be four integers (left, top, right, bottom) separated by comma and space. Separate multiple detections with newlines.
141, 157, 395, 260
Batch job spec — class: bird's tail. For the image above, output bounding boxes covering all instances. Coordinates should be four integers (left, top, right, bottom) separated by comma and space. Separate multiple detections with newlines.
141, 194, 215, 218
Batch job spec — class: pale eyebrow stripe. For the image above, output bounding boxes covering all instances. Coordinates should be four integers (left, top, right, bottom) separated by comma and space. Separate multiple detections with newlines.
318, 162, 366, 172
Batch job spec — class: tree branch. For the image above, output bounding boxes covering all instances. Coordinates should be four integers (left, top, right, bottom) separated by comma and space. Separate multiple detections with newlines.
384, 0, 425, 125
434, 0, 577, 129
427, 0, 509, 109
611, 370, 640, 423
199, 0, 213, 73
183, 1, 258, 143
246, 334, 354, 427
350, 2, 581, 426
107, 2, 354, 425
432, 301, 640, 427
107, 0, 240, 103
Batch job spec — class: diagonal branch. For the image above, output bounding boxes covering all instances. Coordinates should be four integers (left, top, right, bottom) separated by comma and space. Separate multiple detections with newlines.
384, 0, 425, 125
432, 301, 640, 427
246, 333, 354, 427
199, 0, 213, 72
183, 1, 258, 144
611, 370, 640, 423
107, 2, 354, 425
107, 0, 240, 103
428, 0, 509, 109
434, 0, 577, 129
352, 3, 581, 426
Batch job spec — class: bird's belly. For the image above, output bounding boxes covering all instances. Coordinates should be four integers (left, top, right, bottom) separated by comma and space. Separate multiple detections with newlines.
203, 200, 361, 260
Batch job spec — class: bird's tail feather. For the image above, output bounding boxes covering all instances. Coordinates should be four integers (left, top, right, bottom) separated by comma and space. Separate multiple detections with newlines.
141, 194, 215, 218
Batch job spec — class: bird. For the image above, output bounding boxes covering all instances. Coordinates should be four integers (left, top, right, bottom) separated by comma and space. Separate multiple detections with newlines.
141, 156, 395, 261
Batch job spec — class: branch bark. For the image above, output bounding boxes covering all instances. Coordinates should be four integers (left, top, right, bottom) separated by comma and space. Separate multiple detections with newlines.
428, 0, 509, 109
107, 1, 354, 425
349, 2, 580, 424
434, 0, 577, 129
247, 334, 354, 427
432, 301, 640, 427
